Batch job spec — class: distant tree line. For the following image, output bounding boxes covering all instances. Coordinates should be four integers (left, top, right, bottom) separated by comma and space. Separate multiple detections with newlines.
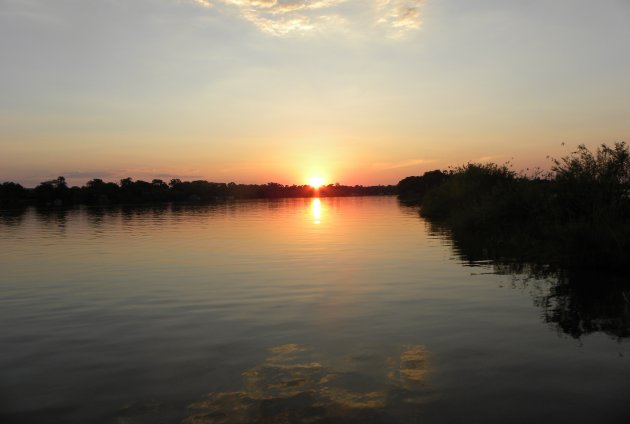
397, 142, 630, 270
0, 177, 396, 206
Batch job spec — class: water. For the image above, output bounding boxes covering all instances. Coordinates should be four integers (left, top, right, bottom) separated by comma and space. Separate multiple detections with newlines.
1, 197, 629, 423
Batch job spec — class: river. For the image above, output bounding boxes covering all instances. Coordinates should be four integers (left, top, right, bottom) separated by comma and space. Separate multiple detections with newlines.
1, 197, 629, 423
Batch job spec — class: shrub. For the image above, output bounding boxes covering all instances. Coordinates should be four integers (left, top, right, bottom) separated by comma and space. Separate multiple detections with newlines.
552, 142, 630, 222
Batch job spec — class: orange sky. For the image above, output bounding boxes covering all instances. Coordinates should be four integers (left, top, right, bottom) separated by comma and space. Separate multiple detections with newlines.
1, 0, 629, 187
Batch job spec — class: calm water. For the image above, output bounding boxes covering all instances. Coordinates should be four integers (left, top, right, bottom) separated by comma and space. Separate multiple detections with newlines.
1, 197, 629, 423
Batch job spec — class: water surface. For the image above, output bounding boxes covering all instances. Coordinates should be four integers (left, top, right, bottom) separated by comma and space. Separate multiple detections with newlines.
1, 197, 629, 423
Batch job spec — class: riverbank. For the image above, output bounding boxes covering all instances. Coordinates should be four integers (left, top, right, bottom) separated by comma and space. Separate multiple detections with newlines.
398, 143, 630, 271
0, 179, 396, 208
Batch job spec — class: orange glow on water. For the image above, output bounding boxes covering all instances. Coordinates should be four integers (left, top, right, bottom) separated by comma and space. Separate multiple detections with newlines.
311, 198, 322, 225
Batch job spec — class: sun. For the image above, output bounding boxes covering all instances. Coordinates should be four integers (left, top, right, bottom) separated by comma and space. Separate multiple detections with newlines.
308, 176, 325, 189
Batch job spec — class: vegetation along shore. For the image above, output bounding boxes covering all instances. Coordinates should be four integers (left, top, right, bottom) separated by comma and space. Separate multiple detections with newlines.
398, 143, 630, 271
3, 142, 628, 271
0, 179, 396, 206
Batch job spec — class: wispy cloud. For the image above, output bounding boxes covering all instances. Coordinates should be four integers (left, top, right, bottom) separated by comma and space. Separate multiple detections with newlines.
191, 0, 213, 7
376, 0, 423, 37
190, 0, 424, 37
474, 155, 503, 163
54, 168, 205, 185
200, 0, 348, 36
59, 170, 117, 179
372, 158, 435, 170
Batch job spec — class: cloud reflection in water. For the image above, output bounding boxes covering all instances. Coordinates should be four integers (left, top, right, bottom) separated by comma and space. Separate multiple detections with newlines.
184, 343, 432, 423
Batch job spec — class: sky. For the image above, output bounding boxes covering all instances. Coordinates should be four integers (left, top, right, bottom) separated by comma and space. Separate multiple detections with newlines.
1, 0, 629, 186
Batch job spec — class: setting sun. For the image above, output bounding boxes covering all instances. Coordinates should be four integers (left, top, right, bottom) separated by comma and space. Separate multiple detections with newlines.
308, 176, 325, 189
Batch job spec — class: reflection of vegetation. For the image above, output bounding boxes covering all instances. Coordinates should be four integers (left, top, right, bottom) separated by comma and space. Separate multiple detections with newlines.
400, 143, 630, 270
427, 220, 630, 341
0, 206, 26, 226
184, 344, 432, 423
414, 143, 630, 338
0, 177, 396, 207
536, 274, 630, 340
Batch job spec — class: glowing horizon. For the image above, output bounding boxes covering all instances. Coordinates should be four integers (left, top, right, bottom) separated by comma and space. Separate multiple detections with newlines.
308, 176, 325, 189
1, 0, 629, 188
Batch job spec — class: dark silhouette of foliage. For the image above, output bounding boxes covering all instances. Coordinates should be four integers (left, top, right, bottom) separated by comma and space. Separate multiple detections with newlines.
403, 142, 630, 270
84, 179, 121, 204
552, 142, 630, 222
397, 170, 448, 204
419, 163, 517, 226
0, 182, 26, 204
33, 176, 70, 205
0, 176, 396, 208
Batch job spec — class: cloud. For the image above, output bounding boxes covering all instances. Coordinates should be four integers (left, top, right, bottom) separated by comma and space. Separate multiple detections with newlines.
191, 0, 424, 37
376, 0, 423, 37
59, 170, 117, 179
113, 168, 205, 181
201, 0, 348, 35
192, 0, 213, 7
473, 155, 503, 163
372, 158, 436, 170
53, 169, 205, 186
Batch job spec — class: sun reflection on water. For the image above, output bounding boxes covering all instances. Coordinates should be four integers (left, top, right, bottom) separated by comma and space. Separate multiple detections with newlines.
311, 198, 322, 225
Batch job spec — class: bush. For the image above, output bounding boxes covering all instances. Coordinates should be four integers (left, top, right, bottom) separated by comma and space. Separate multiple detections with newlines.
415, 143, 630, 270
552, 142, 630, 222
420, 162, 517, 227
